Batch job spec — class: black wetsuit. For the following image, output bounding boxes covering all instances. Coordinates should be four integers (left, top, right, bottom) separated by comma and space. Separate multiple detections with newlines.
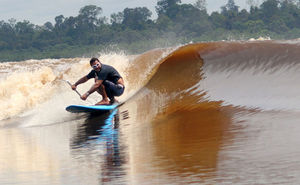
86, 64, 125, 101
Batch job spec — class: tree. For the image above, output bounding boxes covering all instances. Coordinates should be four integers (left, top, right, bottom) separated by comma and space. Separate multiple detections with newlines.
55, 15, 65, 28
8, 18, 16, 28
279, 0, 300, 28
268, 17, 289, 33
194, 0, 207, 11
210, 11, 227, 28
110, 12, 124, 24
219, 0, 240, 29
122, 7, 152, 30
78, 5, 104, 28
245, 20, 265, 33
156, 15, 174, 31
0, 20, 16, 49
43, 22, 54, 31
15, 21, 34, 35
226, 0, 239, 12
156, 0, 181, 18
260, 0, 280, 18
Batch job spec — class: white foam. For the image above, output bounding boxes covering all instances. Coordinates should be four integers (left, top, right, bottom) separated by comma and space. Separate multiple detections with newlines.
0, 48, 177, 126
249, 36, 271, 41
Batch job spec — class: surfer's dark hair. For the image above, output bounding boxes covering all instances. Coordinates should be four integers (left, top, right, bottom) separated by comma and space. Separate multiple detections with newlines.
90, 57, 100, 66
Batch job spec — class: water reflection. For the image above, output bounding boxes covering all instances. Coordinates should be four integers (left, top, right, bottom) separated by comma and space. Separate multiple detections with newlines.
71, 109, 127, 184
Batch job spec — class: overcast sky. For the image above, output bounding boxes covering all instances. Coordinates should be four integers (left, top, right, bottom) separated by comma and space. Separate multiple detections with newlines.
0, 0, 249, 25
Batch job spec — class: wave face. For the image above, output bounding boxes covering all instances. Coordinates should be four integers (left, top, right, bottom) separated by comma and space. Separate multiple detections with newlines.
117, 41, 300, 184
152, 41, 300, 111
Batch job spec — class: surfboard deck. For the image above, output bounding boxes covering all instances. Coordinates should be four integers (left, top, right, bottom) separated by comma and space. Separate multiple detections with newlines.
66, 104, 118, 113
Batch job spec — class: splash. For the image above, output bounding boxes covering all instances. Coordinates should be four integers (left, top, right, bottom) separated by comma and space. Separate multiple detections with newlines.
0, 50, 171, 126
248, 36, 271, 41
0, 67, 56, 120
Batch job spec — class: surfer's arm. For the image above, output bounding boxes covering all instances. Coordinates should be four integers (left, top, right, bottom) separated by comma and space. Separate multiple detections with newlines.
81, 80, 103, 100
72, 76, 89, 90
87, 80, 103, 95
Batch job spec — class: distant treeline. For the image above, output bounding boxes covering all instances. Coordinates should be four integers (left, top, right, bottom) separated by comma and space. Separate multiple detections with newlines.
1, 0, 300, 61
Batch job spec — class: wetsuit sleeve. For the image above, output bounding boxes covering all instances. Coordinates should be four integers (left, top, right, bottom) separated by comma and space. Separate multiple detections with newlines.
86, 70, 96, 79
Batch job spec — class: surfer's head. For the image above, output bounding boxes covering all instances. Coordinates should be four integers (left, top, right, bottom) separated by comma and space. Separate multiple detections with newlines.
90, 57, 101, 71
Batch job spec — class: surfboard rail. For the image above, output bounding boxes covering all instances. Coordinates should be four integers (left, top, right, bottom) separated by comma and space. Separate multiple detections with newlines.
66, 104, 118, 113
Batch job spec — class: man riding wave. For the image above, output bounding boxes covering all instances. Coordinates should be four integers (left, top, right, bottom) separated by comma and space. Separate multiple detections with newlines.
71, 57, 125, 105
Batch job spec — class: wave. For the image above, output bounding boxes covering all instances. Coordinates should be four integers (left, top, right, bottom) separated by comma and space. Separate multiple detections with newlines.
1, 40, 300, 125
138, 41, 300, 113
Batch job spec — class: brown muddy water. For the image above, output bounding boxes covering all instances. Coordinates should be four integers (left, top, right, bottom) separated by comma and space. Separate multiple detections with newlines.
1, 41, 300, 184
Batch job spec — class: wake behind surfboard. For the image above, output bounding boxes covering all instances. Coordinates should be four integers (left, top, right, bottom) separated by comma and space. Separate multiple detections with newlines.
66, 104, 118, 113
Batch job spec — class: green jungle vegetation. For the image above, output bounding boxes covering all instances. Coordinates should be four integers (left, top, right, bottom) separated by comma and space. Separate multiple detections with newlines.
1, 0, 300, 61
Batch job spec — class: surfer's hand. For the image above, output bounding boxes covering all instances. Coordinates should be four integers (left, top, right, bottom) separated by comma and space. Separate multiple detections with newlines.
81, 94, 87, 100
81, 93, 88, 100
71, 84, 77, 90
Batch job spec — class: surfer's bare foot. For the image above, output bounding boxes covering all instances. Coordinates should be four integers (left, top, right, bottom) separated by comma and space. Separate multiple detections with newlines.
95, 99, 110, 105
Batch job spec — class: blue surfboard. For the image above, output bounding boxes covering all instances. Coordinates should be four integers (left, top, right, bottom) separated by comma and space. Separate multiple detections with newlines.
66, 104, 118, 113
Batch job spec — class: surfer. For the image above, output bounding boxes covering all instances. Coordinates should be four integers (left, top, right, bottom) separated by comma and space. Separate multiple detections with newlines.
71, 57, 125, 105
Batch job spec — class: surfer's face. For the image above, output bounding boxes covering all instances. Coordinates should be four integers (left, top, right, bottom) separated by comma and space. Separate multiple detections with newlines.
91, 61, 101, 71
